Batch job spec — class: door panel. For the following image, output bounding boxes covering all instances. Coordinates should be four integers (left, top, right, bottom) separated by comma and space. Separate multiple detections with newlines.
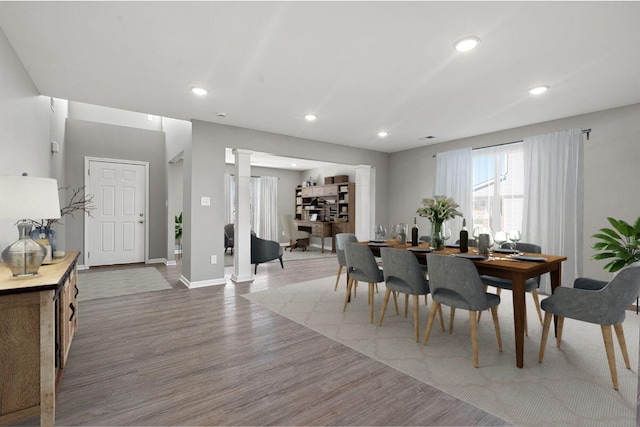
89, 160, 146, 266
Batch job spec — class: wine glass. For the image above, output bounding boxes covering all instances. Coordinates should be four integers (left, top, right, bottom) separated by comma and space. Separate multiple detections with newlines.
508, 230, 521, 251
494, 230, 508, 251
442, 226, 452, 246
374, 225, 386, 241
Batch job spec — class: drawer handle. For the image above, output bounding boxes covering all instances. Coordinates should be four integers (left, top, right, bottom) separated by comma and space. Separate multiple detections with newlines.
69, 303, 76, 321
74, 284, 79, 298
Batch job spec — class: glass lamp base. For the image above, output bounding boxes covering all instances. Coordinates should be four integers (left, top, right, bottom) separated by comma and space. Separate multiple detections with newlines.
1, 222, 46, 277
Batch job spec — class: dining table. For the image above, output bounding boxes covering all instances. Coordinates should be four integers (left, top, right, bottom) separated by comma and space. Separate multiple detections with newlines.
361, 240, 567, 368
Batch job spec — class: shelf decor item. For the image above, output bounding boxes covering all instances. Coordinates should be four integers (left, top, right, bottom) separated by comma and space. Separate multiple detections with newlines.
0, 175, 61, 277
417, 195, 462, 251
591, 216, 640, 272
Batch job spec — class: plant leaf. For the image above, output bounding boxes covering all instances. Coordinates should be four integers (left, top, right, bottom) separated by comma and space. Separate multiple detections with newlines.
591, 252, 617, 260
607, 217, 632, 237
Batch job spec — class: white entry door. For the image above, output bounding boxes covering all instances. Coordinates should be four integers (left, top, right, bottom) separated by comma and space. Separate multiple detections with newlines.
88, 160, 147, 266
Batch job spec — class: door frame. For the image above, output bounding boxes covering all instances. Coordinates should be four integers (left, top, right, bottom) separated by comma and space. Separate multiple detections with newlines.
84, 156, 150, 267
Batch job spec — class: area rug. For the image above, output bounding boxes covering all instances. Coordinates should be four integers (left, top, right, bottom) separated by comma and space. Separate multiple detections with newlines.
242, 276, 639, 426
77, 267, 173, 301
224, 245, 336, 266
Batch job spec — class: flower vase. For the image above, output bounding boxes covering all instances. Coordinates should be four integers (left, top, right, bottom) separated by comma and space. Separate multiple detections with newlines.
30, 226, 57, 252
431, 221, 445, 250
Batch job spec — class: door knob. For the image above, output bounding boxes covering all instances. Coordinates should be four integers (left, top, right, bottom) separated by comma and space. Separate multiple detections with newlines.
139, 220, 144, 224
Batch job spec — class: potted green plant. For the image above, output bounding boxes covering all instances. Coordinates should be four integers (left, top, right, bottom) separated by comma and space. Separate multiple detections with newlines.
175, 212, 182, 242
591, 216, 640, 272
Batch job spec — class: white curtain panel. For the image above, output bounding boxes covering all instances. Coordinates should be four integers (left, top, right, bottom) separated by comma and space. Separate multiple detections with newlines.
250, 176, 278, 241
224, 173, 236, 225
434, 147, 473, 239
523, 128, 584, 293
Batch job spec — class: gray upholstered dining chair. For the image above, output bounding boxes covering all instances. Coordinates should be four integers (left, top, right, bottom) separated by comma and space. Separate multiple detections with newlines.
424, 254, 503, 368
480, 242, 544, 332
344, 242, 384, 323
334, 233, 358, 291
538, 265, 640, 390
380, 248, 444, 341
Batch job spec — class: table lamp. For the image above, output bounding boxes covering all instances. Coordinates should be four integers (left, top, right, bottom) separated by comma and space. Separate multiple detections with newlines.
0, 175, 61, 277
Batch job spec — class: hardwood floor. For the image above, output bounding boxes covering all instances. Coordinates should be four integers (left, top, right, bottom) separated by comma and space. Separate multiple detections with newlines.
18, 258, 508, 426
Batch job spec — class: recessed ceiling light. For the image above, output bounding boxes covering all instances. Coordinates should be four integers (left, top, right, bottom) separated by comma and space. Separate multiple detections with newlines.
291, 163, 297, 167
216, 112, 227, 118
529, 85, 549, 95
305, 114, 317, 121
454, 36, 480, 52
377, 131, 388, 137
191, 86, 207, 96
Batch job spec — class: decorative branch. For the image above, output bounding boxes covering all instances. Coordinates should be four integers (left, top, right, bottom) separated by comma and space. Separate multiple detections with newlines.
30, 186, 96, 228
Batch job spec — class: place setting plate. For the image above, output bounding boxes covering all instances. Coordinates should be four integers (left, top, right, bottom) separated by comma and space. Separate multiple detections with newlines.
453, 253, 486, 260
406, 247, 433, 253
509, 255, 548, 262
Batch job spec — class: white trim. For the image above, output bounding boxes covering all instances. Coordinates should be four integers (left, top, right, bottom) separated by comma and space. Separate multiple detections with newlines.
230, 273, 254, 284
146, 258, 166, 264
84, 156, 150, 267
77, 264, 89, 271
180, 275, 227, 288
165, 260, 177, 266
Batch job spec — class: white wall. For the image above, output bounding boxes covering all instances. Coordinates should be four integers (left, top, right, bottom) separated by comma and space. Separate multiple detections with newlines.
0, 28, 64, 251
69, 101, 163, 131
389, 103, 640, 282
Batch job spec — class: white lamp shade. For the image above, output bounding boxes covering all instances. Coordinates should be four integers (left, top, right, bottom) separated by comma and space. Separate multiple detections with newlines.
0, 176, 61, 220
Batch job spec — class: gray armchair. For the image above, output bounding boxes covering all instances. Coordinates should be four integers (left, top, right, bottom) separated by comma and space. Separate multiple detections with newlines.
251, 234, 284, 274
224, 224, 234, 254
538, 265, 640, 390
424, 254, 503, 368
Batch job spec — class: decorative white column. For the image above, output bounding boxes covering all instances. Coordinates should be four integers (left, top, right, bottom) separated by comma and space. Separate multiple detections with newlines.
355, 165, 375, 240
231, 149, 253, 283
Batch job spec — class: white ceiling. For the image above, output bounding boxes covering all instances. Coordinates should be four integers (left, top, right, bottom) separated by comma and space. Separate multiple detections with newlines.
1, 1, 639, 153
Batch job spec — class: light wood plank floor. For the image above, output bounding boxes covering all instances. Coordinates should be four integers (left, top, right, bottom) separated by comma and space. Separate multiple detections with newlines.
17, 258, 510, 425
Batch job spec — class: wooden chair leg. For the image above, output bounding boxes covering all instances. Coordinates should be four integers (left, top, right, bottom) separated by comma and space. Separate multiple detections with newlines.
449, 306, 456, 333
469, 311, 479, 368
334, 264, 343, 291
379, 288, 392, 326
614, 323, 631, 369
423, 301, 441, 346
556, 316, 564, 348
490, 305, 503, 352
392, 291, 399, 315
538, 312, 553, 363
404, 294, 409, 318
437, 304, 445, 331
343, 277, 353, 311
601, 325, 619, 390
413, 294, 420, 342
368, 282, 374, 323
354, 280, 358, 298
531, 289, 543, 325
524, 303, 528, 337
375, 283, 379, 293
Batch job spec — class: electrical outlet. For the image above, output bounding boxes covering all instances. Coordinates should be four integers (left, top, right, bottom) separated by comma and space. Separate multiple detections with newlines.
201, 196, 211, 206
210, 255, 217, 264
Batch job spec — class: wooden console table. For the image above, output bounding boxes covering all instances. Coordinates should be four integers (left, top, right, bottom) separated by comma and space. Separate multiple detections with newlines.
0, 251, 80, 427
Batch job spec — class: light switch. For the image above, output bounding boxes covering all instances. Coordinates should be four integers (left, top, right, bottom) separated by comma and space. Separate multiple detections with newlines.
201, 196, 211, 206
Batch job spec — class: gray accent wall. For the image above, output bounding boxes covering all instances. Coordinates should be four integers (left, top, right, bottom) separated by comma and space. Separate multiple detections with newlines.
389, 103, 640, 282
65, 118, 167, 266
183, 120, 389, 284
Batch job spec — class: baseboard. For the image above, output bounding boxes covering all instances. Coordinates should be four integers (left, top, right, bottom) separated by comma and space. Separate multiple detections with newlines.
146, 258, 167, 265
165, 260, 177, 266
77, 264, 89, 270
180, 274, 227, 288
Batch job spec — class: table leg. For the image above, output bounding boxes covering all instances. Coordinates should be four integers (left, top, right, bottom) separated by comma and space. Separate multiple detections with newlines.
512, 275, 526, 368
550, 263, 562, 336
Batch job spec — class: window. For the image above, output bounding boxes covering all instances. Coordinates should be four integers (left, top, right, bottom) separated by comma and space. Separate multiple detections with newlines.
472, 143, 524, 235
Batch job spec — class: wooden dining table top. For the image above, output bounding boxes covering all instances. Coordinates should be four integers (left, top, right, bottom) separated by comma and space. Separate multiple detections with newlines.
359, 240, 567, 270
